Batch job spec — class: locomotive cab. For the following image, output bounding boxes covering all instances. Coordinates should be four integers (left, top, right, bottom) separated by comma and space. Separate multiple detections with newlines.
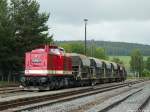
25, 45, 64, 76
23, 45, 72, 90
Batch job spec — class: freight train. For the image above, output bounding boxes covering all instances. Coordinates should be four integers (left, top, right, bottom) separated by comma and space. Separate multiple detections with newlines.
21, 45, 127, 90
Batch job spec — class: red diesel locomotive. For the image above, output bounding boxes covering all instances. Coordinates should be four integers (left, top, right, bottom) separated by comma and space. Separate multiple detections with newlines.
21, 45, 127, 90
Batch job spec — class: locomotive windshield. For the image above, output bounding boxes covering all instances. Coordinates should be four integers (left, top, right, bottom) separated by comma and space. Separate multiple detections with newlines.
59, 47, 65, 54
50, 48, 61, 55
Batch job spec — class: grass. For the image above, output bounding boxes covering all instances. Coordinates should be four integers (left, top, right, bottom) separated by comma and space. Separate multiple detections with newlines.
0, 81, 17, 86
109, 56, 148, 69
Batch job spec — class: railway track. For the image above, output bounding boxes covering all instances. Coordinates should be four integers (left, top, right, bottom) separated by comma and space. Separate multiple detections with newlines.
0, 84, 22, 94
0, 79, 147, 112
96, 89, 143, 112
0, 86, 27, 100
85, 80, 150, 112
0, 87, 23, 94
137, 92, 150, 112
0, 84, 19, 88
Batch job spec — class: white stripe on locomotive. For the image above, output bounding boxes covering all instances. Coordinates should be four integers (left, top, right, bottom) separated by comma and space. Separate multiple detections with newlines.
25, 70, 72, 75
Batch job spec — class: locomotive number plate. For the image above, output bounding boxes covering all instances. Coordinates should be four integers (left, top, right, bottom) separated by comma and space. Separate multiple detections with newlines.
32, 58, 41, 63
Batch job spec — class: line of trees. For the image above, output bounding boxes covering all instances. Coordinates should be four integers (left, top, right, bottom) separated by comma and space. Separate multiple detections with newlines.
130, 49, 144, 77
0, 0, 52, 82
60, 42, 108, 60
130, 49, 150, 77
57, 41, 150, 56
111, 58, 123, 64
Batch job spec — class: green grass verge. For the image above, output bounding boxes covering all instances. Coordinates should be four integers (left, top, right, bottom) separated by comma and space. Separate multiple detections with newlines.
0, 81, 17, 86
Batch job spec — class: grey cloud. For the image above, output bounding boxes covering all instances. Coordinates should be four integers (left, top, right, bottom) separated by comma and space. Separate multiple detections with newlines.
38, 0, 150, 24
51, 20, 150, 44
37, 0, 150, 44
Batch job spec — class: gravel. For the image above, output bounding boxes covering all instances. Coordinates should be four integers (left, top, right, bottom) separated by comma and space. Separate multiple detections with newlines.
107, 83, 150, 112
21, 81, 149, 112
143, 96, 150, 112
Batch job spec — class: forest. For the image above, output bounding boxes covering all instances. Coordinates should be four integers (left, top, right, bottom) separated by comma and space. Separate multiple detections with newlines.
56, 41, 150, 56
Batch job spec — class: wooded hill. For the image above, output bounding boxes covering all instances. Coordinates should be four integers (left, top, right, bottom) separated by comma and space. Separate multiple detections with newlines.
56, 41, 150, 56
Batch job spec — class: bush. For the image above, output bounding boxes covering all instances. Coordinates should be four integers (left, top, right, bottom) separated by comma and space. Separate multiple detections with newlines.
142, 69, 150, 77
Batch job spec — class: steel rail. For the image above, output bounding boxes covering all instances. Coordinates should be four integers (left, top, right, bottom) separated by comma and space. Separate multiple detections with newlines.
137, 94, 150, 112
1, 80, 146, 111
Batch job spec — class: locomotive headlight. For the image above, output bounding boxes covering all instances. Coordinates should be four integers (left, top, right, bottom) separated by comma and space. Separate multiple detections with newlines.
40, 77, 47, 83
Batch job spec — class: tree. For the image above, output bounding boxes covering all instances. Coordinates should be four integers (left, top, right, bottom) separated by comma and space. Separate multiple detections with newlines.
94, 48, 108, 60
146, 57, 150, 71
111, 58, 123, 64
60, 43, 72, 53
0, 0, 52, 82
60, 42, 108, 60
61, 43, 84, 54
142, 69, 150, 77
70, 43, 84, 54
10, 0, 52, 55
0, 0, 16, 81
9, 0, 52, 71
130, 49, 144, 77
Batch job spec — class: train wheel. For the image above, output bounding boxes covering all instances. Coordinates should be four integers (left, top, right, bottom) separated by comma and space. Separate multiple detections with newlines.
64, 78, 68, 88
59, 79, 63, 88
49, 80, 55, 90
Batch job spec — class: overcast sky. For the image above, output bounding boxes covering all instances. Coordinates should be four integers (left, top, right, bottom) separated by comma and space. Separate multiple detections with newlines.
37, 0, 150, 45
